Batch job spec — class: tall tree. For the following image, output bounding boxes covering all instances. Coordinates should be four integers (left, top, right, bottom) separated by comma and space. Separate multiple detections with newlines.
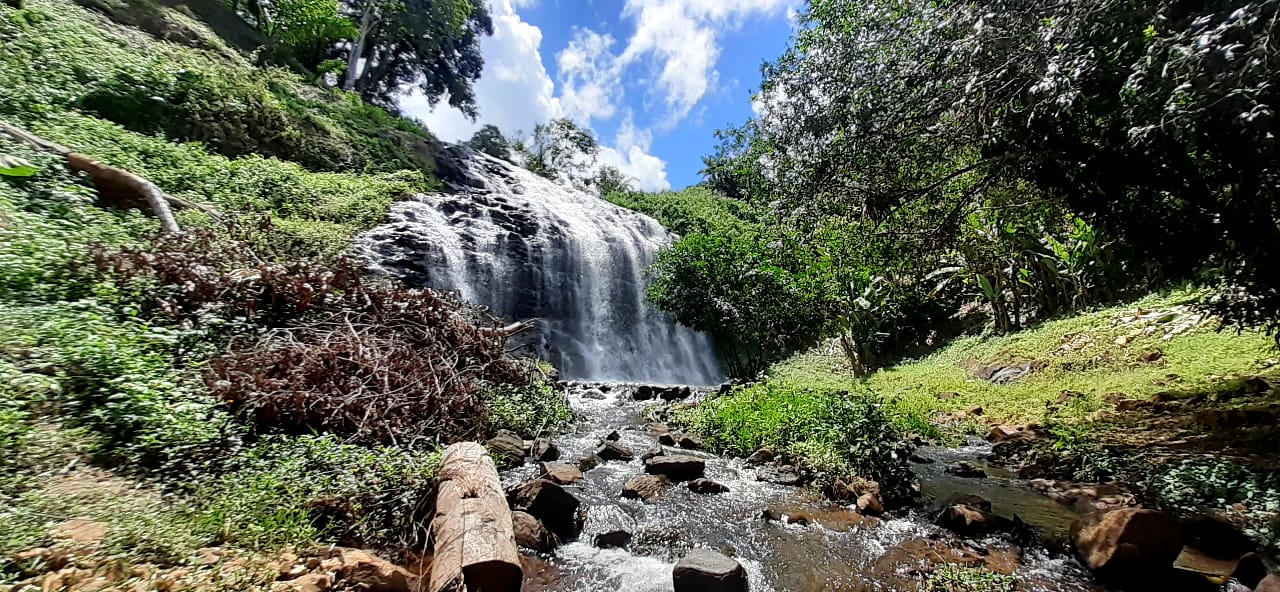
466, 124, 511, 160
342, 0, 493, 115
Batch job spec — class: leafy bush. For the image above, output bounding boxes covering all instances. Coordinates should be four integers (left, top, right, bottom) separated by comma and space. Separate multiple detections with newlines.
605, 186, 756, 236
683, 385, 912, 497
0, 302, 232, 472
198, 435, 440, 549
485, 380, 573, 438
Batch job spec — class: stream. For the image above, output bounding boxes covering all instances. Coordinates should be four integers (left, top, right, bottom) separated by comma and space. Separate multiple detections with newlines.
503, 383, 1113, 592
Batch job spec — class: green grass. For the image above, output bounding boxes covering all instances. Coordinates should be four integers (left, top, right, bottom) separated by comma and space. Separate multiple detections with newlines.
768, 288, 1276, 429
928, 563, 1017, 592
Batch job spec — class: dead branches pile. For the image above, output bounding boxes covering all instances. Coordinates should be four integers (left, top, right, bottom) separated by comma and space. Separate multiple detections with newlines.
94, 221, 535, 446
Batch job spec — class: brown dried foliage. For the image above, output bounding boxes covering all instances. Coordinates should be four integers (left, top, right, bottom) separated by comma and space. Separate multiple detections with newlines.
94, 219, 534, 446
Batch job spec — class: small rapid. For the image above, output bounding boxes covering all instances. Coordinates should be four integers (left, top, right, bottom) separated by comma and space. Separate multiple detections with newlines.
510, 384, 1110, 592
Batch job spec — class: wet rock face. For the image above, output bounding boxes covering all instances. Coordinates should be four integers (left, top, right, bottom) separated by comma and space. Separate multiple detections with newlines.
644, 455, 706, 482
356, 145, 722, 385
1070, 508, 1183, 581
622, 475, 673, 500
508, 480, 581, 540
512, 511, 559, 553
756, 465, 803, 486
672, 549, 748, 592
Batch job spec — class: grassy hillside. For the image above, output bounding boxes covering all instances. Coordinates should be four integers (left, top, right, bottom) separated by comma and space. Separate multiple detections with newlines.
0, 0, 569, 586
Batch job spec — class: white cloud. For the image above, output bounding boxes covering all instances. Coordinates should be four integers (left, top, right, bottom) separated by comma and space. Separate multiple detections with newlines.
598, 115, 670, 191
402, 0, 561, 142
618, 0, 799, 125
556, 29, 623, 123
399, 0, 799, 193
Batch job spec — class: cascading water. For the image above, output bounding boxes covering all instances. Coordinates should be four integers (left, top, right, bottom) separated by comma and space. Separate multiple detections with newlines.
355, 145, 722, 386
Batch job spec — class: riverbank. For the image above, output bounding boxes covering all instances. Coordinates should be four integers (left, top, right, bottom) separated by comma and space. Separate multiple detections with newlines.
683, 287, 1280, 581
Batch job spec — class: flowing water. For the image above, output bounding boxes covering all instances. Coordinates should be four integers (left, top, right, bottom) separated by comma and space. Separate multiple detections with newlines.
355, 146, 721, 386
509, 384, 1111, 592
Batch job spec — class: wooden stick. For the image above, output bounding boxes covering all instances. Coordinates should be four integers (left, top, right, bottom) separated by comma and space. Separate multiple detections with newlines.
429, 442, 523, 592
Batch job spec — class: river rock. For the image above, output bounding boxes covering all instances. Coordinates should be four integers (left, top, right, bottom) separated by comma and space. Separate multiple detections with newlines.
577, 455, 600, 472
688, 478, 729, 494
644, 455, 706, 482
660, 386, 693, 401
581, 388, 606, 400
641, 445, 664, 461
331, 548, 417, 592
1070, 508, 1183, 580
756, 465, 802, 486
945, 461, 987, 478
622, 474, 672, 500
1232, 552, 1268, 589
605, 430, 621, 442
647, 422, 672, 435
856, 493, 884, 516
936, 501, 1008, 537
745, 448, 774, 465
512, 511, 559, 553
658, 433, 678, 446
909, 452, 934, 464
673, 549, 748, 592
596, 441, 635, 462
530, 438, 559, 462
1256, 574, 1280, 592
507, 480, 581, 540
541, 462, 583, 485
593, 530, 632, 549
486, 430, 526, 467
986, 424, 1045, 443
677, 434, 703, 450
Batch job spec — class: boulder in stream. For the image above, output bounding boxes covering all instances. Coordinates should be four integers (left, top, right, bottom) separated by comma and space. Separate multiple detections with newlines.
945, 461, 987, 478
507, 480, 581, 540
622, 474, 672, 500
644, 455, 706, 482
1256, 574, 1280, 592
541, 462, 582, 485
1070, 508, 1182, 581
745, 448, 774, 465
593, 530, 632, 549
673, 549, 749, 592
596, 441, 635, 462
512, 511, 559, 553
605, 430, 621, 442
856, 493, 884, 516
756, 465, 802, 486
530, 438, 559, 462
641, 445, 664, 461
688, 478, 729, 494
677, 434, 703, 450
658, 433, 678, 446
486, 430, 526, 468
936, 497, 1010, 537
577, 455, 600, 472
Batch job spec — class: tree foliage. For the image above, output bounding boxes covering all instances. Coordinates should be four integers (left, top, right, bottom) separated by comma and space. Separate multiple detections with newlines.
659, 0, 1280, 376
341, 0, 492, 115
466, 124, 511, 160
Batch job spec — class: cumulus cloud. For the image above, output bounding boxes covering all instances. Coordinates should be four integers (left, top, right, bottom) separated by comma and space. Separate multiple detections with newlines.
598, 116, 670, 192
399, 0, 799, 193
556, 29, 624, 123
619, 0, 800, 125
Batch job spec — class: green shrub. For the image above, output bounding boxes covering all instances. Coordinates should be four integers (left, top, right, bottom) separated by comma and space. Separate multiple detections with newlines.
485, 379, 573, 438
0, 302, 232, 472
605, 186, 756, 236
199, 435, 440, 549
928, 564, 1017, 592
683, 384, 912, 495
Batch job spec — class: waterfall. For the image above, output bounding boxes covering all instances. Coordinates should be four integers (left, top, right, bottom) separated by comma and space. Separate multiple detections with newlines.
355, 145, 723, 386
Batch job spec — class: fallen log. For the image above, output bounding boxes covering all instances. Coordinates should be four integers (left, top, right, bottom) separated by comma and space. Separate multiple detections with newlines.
429, 442, 522, 592
0, 122, 221, 231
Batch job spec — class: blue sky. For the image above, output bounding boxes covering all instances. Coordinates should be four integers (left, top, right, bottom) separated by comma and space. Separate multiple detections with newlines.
400, 0, 799, 191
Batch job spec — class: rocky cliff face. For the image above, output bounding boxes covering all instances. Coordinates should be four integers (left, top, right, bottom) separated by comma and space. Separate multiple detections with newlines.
356, 145, 722, 385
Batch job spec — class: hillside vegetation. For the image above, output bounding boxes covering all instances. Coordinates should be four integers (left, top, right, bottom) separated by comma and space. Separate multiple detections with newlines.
0, 0, 567, 587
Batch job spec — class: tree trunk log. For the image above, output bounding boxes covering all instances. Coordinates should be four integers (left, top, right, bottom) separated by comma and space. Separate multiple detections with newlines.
429, 442, 522, 592
66, 153, 181, 234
